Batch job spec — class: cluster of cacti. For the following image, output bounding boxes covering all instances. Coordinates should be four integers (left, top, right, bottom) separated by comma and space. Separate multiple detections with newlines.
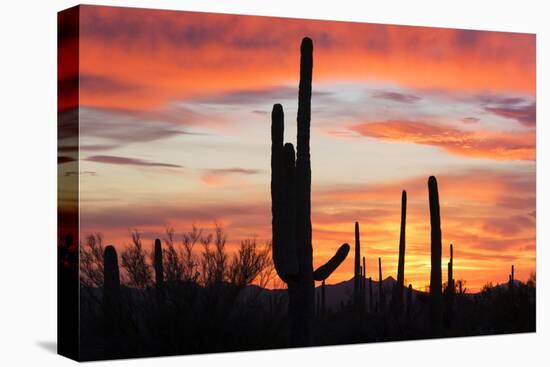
271, 37, 349, 346
428, 176, 443, 333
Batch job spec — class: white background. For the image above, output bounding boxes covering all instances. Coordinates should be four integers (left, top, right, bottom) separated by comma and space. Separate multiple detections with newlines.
0, 0, 547, 365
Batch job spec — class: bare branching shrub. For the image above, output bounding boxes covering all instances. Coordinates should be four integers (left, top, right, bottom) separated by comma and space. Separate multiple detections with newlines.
228, 238, 273, 289
121, 230, 152, 288
199, 224, 229, 286
181, 225, 206, 282
163, 227, 185, 282
80, 233, 105, 288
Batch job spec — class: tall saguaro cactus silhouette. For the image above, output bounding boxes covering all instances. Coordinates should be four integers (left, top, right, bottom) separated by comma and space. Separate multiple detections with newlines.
354, 222, 361, 310
428, 176, 442, 334
271, 37, 349, 346
394, 190, 407, 313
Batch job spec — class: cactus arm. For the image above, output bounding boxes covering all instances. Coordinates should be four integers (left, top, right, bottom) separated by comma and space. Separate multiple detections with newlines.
271, 103, 286, 281
313, 243, 350, 281
271, 105, 299, 282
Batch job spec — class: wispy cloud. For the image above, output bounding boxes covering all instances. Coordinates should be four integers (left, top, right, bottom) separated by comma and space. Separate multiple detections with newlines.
372, 91, 421, 103
461, 117, 480, 124
86, 155, 182, 168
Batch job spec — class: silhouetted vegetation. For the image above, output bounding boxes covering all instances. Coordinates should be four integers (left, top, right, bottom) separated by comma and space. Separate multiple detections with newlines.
74, 37, 535, 361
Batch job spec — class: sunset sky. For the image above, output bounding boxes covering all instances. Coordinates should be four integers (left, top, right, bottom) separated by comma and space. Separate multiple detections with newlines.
63, 5, 536, 291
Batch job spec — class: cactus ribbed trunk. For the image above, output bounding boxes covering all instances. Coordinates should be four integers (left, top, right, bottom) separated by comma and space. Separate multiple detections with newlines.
103, 245, 121, 342
288, 37, 314, 346
354, 222, 361, 311
428, 176, 442, 334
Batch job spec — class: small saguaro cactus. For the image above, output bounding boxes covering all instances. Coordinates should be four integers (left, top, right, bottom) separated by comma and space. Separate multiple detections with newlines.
271, 37, 350, 346
153, 238, 164, 301
378, 257, 385, 310
509, 264, 515, 289
428, 176, 442, 334
103, 245, 121, 339
354, 222, 361, 310
447, 243, 454, 295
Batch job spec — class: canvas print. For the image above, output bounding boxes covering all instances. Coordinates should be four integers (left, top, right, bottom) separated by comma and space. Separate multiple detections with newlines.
58, 5, 536, 361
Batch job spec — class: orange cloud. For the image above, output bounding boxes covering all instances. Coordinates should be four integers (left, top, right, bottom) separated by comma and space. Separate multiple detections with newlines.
350, 120, 535, 161
73, 5, 535, 111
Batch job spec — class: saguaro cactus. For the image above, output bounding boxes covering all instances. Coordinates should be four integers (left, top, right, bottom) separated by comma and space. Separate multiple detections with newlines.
394, 190, 407, 312
428, 176, 442, 334
103, 245, 121, 339
378, 257, 385, 310
271, 37, 349, 346
509, 264, 515, 289
154, 238, 164, 302
362, 256, 367, 311
447, 243, 454, 295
